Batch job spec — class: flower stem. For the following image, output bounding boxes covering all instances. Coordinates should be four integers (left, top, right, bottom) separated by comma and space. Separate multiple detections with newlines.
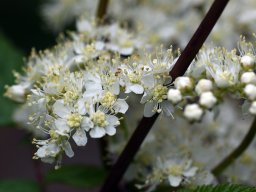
100, 1, 229, 191
212, 117, 256, 176
96, 0, 109, 20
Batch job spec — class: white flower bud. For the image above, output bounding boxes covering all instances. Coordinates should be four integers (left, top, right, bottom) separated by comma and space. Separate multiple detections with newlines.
184, 104, 203, 121
199, 92, 217, 109
195, 79, 213, 95
241, 55, 255, 69
174, 77, 193, 91
167, 89, 182, 104
4, 84, 27, 103
244, 84, 256, 100
241, 72, 256, 84
249, 101, 256, 115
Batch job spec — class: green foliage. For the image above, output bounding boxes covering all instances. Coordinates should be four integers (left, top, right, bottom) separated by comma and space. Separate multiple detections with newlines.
0, 32, 24, 125
0, 179, 39, 192
177, 184, 256, 192
45, 164, 106, 188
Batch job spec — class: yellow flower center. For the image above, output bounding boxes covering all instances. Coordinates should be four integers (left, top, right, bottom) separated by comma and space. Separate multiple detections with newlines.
152, 84, 168, 102
91, 111, 108, 127
100, 91, 116, 108
67, 113, 82, 128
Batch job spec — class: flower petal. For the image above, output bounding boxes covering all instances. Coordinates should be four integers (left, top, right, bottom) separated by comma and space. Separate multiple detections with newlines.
72, 128, 87, 146
90, 126, 105, 138
53, 100, 71, 118
113, 99, 129, 114
106, 115, 119, 126
129, 84, 144, 94
144, 102, 156, 117
55, 119, 70, 135
105, 126, 116, 136
168, 175, 182, 187
63, 141, 74, 158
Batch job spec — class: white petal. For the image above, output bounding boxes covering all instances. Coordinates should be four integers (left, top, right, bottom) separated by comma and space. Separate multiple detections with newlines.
36, 146, 47, 158
140, 92, 152, 104
53, 100, 71, 118
183, 167, 198, 177
113, 99, 129, 114
109, 82, 120, 95
90, 127, 105, 138
63, 141, 74, 158
95, 41, 105, 50
54, 119, 70, 135
72, 128, 87, 146
141, 75, 155, 89
105, 126, 116, 136
168, 175, 182, 187
81, 117, 93, 131
129, 84, 144, 94
120, 47, 133, 56
77, 99, 87, 115
144, 102, 156, 117
106, 115, 119, 126
161, 101, 174, 117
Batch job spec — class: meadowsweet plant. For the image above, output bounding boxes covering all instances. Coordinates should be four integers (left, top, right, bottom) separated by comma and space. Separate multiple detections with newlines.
4, 0, 256, 191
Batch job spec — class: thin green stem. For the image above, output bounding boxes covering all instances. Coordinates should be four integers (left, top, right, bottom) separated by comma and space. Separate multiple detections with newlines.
96, 0, 109, 20
212, 117, 256, 176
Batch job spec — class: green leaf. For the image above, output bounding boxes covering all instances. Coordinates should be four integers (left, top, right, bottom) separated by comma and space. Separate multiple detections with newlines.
0, 32, 24, 125
177, 184, 256, 192
45, 164, 106, 188
0, 179, 40, 192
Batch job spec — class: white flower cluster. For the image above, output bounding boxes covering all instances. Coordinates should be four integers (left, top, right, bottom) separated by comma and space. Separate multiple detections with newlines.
5, 19, 181, 167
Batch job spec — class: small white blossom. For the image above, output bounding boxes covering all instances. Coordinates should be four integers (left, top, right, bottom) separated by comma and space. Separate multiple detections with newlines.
167, 89, 182, 104
174, 77, 193, 92
241, 55, 255, 69
249, 101, 256, 115
199, 92, 217, 109
184, 104, 203, 121
5, 84, 29, 103
195, 79, 213, 95
241, 72, 256, 84
244, 84, 256, 100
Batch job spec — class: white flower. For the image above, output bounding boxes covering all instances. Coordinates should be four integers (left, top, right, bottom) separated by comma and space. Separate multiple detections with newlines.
241, 55, 255, 69
167, 89, 182, 104
244, 84, 256, 100
184, 104, 203, 121
5, 84, 29, 103
53, 100, 88, 146
249, 101, 256, 115
84, 104, 120, 138
195, 79, 213, 95
174, 76, 193, 91
241, 72, 256, 84
205, 49, 240, 88
199, 92, 217, 109
142, 84, 174, 117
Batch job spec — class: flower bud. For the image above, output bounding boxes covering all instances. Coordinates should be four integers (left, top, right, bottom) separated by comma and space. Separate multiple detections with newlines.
4, 84, 27, 103
167, 89, 182, 104
241, 55, 255, 69
244, 84, 256, 100
249, 101, 256, 115
174, 77, 193, 92
241, 72, 256, 84
184, 104, 203, 121
195, 79, 213, 95
199, 92, 217, 109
